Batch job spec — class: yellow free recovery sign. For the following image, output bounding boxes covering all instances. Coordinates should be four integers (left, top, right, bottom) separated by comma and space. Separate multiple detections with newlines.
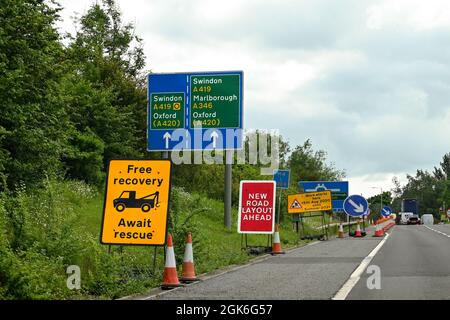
287, 190, 332, 214
100, 160, 171, 246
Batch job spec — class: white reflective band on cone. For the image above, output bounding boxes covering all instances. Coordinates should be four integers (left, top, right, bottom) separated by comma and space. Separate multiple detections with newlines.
165, 246, 176, 268
183, 243, 194, 263
273, 232, 280, 243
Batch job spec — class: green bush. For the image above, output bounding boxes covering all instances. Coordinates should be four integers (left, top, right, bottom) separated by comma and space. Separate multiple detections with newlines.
0, 180, 308, 300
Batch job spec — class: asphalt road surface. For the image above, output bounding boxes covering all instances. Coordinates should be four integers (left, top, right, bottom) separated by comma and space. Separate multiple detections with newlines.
134, 224, 450, 300
347, 224, 450, 300
142, 228, 384, 300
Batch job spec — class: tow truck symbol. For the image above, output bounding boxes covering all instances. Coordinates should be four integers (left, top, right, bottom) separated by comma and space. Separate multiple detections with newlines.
113, 191, 160, 212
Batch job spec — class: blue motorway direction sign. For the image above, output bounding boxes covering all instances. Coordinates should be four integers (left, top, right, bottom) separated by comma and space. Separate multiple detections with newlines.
381, 206, 392, 217
147, 71, 243, 151
343, 195, 369, 217
298, 181, 349, 212
273, 169, 290, 189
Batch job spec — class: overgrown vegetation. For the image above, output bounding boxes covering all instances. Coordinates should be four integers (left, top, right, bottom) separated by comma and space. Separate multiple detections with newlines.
0, 179, 311, 299
2, 0, 447, 300
367, 153, 450, 221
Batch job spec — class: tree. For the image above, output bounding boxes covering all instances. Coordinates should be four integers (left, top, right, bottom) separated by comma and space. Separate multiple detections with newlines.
435, 153, 450, 214
62, 0, 147, 181
368, 191, 392, 221
402, 170, 443, 217
288, 139, 345, 183
0, 0, 69, 189
433, 153, 450, 180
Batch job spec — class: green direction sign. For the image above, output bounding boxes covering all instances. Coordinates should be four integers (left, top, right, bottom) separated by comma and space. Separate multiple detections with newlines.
190, 74, 241, 128
150, 92, 185, 130
147, 71, 243, 151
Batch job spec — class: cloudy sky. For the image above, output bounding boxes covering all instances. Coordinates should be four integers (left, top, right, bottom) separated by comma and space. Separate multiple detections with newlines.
58, 0, 450, 198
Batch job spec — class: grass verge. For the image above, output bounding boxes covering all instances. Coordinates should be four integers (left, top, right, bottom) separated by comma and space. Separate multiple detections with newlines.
0, 179, 326, 299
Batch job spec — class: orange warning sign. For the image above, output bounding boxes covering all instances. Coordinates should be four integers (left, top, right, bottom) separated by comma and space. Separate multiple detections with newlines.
287, 190, 332, 214
100, 160, 171, 245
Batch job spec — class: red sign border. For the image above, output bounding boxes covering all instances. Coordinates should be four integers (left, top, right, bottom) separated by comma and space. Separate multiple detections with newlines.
237, 180, 276, 234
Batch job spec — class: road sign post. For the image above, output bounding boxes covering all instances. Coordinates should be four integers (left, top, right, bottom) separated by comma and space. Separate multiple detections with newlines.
287, 191, 332, 241
298, 181, 348, 212
238, 181, 276, 234
100, 160, 171, 246
287, 191, 332, 214
381, 206, 392, 217
343, 195, 369, 218
273, 169, 290, 189
273, 169, 290, 224
147, 71, 243, 151
148, 71, 243, 229
224, 150, 233, 229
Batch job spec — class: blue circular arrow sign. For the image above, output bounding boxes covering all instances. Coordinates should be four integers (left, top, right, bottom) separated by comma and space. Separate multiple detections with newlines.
381, 206, 392, 217
343, 195, 369, 217
362, 208, 371, 217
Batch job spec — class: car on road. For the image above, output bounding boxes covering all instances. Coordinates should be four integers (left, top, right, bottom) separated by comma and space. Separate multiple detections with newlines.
399, 212, 413, 225
407, 214, 421, 225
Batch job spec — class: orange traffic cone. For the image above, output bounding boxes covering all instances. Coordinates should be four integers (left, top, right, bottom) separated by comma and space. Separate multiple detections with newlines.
373, 223, 384, 237
271, 224, 285, 254
354, 222, 362, 237
161, 234, 183, 289
337, 224, 345, 238
379, 221, 385, 236
181, 232, 199, 283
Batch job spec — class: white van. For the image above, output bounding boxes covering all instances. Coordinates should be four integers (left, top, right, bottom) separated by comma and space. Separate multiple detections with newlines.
400, 212, 413, 225
421, 214, 434, 225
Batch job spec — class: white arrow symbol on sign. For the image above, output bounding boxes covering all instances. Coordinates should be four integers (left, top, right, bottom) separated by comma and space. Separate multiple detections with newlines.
211, 130, 219, 149
383, 208, 389, 214
163, 132, 171, 149
349, 199, 365, 213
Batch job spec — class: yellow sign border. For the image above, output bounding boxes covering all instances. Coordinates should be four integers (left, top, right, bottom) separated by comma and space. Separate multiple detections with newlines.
99, 159, 172, 246
287, 190, 332, 214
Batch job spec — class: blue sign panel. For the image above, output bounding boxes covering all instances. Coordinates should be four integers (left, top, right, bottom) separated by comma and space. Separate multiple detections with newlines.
147, 71, 243, 151
298, 181, 349, 212
381, 206, 392, 217
343, 195, 369, 217
362, 208, 370, 217
273, 169, 290, 189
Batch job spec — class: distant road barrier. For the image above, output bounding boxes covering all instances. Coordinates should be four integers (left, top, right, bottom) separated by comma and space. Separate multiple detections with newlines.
377, 216, 395, 232
313, 221, 358, 230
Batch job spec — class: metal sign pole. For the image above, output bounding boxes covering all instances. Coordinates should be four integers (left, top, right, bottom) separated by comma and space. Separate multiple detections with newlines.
277, 188, 282, 224
326, 211, 331, 240
321, 212, 325, 240
347, 214, 350, 236
224, 150, 232, 229
300, 215, 305, 239
161, 151, 169, 271
152, 246, 157, 274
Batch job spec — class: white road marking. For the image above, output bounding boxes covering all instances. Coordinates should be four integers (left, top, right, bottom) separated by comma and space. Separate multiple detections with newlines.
424, 225, 450, 238
332, 233, 390, 300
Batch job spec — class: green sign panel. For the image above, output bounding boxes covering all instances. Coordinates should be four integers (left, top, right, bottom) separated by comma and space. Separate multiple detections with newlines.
190, 74, 241, 128
150, 92, 185, 130
147, 71, 243, 151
